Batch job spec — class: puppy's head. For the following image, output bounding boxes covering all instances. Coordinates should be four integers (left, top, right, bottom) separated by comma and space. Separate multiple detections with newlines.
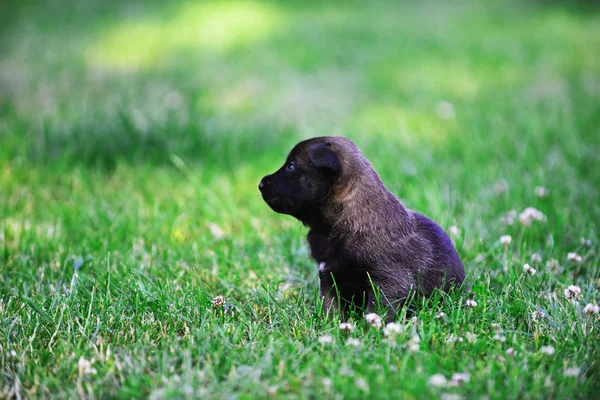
259, 137, 358, 222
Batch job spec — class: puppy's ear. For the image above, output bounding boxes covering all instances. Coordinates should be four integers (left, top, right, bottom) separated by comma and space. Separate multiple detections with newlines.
307, 143, 341, 173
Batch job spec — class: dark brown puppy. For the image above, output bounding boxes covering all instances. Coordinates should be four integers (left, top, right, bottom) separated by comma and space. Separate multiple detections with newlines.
259, 136, 465, 318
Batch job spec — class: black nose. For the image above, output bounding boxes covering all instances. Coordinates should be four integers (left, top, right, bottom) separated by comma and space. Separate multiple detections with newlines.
259, 176, 271, 191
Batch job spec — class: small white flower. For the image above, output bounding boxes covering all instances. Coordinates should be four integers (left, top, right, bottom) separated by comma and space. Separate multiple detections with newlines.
207, 223, 225, 239
491, 323, 502, 332
365, 313, 382, 329
564, 285, 581, 300
531, 253, 542, 264
502, 210, 517, 225
493, 333, 506, 342
583, 303, 599, 314
450, 373, 470, 385
494, 180, 509, 195
407, 342, 420, 352
465, 299, 477, 307
77, 357, 97, 376
534, 186, 549, 198
318, 335, 333, 344
441, 394, 463, 400
435, 101, 456, 120
465, 332, 477, 343
8, 350, 17, 358
564, 367, 581, 377
346, 338, 361, 347
580, 237, 592, 247
518, 207, 546, 227
428, 374, 448, 387
523, 264, 537, 275
339, 322, 354, 333
506, 347, 516, 356
435, 312, 446, 319
446, 335, 464, 344
449, 226, 460, 236
383, 322, 403, 337
539, 345, 555, 355
532, 310, 545, 320
212, 296, 225, 308
500, 235, 512, 246
545, 259, 561, 273
355, 377, 369, 392
321, 378, 333, 388
567, 252, 582, 263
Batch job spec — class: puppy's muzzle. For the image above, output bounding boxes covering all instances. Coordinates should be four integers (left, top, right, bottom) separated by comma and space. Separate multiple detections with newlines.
258, 175, 271, 193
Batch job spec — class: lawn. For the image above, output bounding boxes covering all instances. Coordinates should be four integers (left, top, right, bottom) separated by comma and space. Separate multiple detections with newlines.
1, 0, 599, 398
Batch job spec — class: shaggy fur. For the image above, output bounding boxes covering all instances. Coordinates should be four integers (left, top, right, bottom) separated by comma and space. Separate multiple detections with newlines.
259, 136, 465, 318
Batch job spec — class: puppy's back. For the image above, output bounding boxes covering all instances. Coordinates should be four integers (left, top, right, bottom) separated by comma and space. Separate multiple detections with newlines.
412, 212, 465, 292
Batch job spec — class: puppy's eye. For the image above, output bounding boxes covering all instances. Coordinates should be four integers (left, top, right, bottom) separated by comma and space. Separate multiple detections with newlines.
285, 162, 295, 172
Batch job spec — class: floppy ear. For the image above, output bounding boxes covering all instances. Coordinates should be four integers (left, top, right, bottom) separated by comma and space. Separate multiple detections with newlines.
307, 143, 341, 173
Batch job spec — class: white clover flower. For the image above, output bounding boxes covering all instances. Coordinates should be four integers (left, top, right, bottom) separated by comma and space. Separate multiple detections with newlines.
428, 374, 448, 387
531, 253, 542, 264
465, 332, 477, 344
436, 101, 456, 120
339, 322, 354, 333
564, 285, 581, 300
523, 263, 537, 275
518, 207, 546, 227
567, 253, 582, 263
355, 377, 369, 392
321, 378, 333, 388
207, 223, 225, 239
539, 345, 555, 355
583, 303, 599, 314
441, 394, 463, 400
506, 347, 516, 356
545, 259, 561, 273
465, 299, 477, 308
383, 322, 403, 337
407, 342, 420, 352
493, 333, 506, 342
77, 357, 97, 376
212, 296, 225, 308
318, 335, 333, 344
450, 373, 470, 385
435, 312, 446, 319
494, 180, 509, 195
564, 367, 581, 377
502, 210, 517, 225
534, 187, 549, 198
365, 313, 382, 329
532, 310, 545, 320
449, 226, 460, 236
446, 335, 464, 344
346, 338, 361, 347
499, 235, 512, 246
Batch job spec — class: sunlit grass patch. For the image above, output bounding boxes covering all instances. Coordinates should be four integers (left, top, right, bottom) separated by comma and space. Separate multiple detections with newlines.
86, 1, 285, 69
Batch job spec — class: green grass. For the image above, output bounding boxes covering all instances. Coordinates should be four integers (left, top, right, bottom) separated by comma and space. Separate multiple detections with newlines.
1, 0, 599, 398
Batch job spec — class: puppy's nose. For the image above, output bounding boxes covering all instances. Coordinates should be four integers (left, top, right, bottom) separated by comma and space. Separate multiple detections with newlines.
259, 176, 271, 191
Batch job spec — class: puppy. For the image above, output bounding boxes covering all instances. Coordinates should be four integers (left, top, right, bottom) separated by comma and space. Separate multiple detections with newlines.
259, 136, 465, 318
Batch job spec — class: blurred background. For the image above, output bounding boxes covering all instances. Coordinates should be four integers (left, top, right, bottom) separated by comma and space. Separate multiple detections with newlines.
2, 0, 598, 168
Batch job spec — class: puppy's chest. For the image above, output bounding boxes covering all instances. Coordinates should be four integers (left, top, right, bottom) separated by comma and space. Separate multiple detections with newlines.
307, 229, 353, 273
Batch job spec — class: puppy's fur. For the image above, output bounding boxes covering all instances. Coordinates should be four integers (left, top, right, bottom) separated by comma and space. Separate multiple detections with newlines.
259, 136, 465, 318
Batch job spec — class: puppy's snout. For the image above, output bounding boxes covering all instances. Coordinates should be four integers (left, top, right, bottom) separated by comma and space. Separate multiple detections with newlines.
259, 175, 271, 192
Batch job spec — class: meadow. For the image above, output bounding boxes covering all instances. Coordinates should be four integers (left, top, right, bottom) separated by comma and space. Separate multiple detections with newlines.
1, 0, 599, 398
